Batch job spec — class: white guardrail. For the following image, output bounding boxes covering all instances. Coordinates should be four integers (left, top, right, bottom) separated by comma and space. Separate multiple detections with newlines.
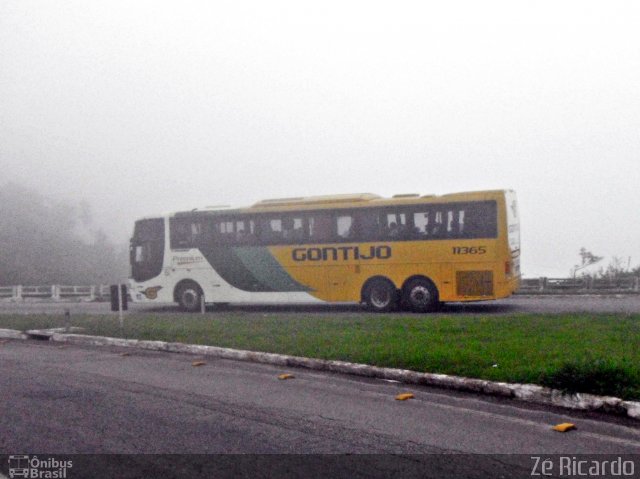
517, 277, 640, 294
0, 285, 113, 302
0, 278, 639, 303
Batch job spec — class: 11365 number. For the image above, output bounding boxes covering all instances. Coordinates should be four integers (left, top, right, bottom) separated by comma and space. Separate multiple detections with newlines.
452, 246, 487, 255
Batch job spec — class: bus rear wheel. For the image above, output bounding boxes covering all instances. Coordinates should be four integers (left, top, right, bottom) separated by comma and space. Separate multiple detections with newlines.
177, 282, 203, 312
402, 278, 439, 313
363, 278, 398, 312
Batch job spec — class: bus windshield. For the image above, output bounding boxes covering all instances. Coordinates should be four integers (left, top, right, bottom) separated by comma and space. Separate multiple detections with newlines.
130, 218, 165, 282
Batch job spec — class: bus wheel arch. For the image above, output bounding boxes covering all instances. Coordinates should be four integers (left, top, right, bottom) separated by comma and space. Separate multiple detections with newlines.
401, 276, 440, 312
361, 276, 399, 312
174, 280, 203, 312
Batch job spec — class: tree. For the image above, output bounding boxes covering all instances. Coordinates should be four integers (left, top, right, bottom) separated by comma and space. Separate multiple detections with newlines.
571, 247, 603, 278
596, 256, 637, 281
0, 182, 128, 285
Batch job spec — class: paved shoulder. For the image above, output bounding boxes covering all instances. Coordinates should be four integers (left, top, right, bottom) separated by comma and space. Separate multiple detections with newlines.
1, 340, 639, 477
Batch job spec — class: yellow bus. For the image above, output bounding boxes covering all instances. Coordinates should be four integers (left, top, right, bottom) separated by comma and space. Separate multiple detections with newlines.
129, 189, 520, 312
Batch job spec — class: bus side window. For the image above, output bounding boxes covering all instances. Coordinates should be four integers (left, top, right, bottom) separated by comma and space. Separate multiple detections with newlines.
170, 219, 191, 248
255, 218, 266, 244
210, 219, 233, 245
432, 211, 444, 237
308, 214, 332, 243
336, 215, 353, 240
190, 221, 203, 245
463, 206, 477, 237
384, 212, 407, 239
463, 202, 497, 238
234, 220, 247, 243
446, 209, 465, 237
293, 217, 304, 241
446, 211, 455, 236
222, 220, 235, 244
231, 218, 257, 245
283, 216, 304, 243
350, 210, 378, 241
257, 218, 282, 244
270, 219, 282, 242
245, 219, 258, 244
413, 212, 429, 238
397, 212, 408, 238
458, 210, 465, 237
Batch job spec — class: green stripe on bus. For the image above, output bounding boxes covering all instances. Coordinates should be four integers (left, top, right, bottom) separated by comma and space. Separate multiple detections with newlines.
199, 245, 273, 292
234, 247, 311, 292
198, 245, 309, 292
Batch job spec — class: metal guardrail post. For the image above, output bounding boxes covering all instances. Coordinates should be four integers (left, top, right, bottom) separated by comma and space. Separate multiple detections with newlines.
52, 285, 60, 301
15, 285, 23, 301
90, 285, 96, 301
538, 277, 546, 292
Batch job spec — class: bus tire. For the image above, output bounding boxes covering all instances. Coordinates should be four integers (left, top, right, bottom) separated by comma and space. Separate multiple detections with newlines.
363, 278, 398, 312
176, 281, 203, 312
402, 277, 439, 313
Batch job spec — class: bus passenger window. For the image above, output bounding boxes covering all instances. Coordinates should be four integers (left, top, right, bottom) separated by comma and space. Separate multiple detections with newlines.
235, 220, 247, 242
270, 219, 282, 239
463, 202, 497, 238
170, 220, 191, 248
384, 212, 407, 239
336, 215, 353, 240
190, 222, 203, 244
353, 210, 380, 241
446, 210, 465, 237
447, 211, 455, 236
257, 218, 283, 244
432, 211, 444, 236
292, 217, 304, 240
283, 217, 304, 242
233, 219, 257, 245
413, 212, 429, 237
308, 214, 332, 243
245, 219, 258, 244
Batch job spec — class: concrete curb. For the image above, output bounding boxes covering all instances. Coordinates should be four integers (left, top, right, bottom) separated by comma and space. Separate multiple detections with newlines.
0, 328, 28, 340
2, 328, 639, 420
25, 327, 84, 337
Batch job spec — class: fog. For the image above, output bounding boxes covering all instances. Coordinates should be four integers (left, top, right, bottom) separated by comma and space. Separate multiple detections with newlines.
1, 0, 639, 278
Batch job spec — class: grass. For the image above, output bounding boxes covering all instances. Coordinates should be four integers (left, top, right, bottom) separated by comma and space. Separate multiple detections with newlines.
1, 311, 639, 399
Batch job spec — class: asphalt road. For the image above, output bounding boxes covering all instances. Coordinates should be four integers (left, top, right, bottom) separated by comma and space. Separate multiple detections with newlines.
1, 340, 639, 478
1, 294, 640, 315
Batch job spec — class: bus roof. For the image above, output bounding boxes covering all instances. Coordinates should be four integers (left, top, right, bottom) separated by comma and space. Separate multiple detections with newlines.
168, 189, 512, 218
251, 193, 381, 208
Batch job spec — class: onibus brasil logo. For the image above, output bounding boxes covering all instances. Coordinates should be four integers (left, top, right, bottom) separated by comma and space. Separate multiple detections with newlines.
8, 456, 73, 478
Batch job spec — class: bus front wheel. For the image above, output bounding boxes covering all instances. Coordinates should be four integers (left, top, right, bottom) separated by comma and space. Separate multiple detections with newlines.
363, 278, 398, 312
402, 278, 439, 313
177, 282, 203, 312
